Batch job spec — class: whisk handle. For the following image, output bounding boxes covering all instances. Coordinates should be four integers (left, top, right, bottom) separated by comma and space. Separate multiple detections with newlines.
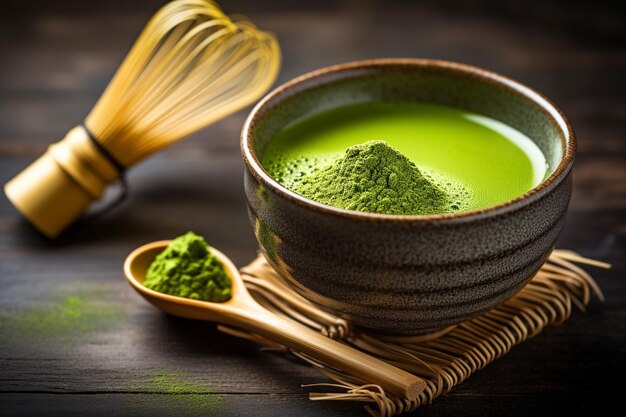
4, 126, 120, 238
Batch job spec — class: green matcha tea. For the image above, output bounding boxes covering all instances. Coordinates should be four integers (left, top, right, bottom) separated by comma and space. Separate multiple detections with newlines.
262, 101, 548, 214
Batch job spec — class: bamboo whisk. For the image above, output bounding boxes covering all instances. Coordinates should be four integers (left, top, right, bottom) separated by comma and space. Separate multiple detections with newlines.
4, 0, 280, 238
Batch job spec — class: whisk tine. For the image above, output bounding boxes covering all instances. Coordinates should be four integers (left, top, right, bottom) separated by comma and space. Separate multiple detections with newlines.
86, 0, 279, 167
133, 29, 240, 126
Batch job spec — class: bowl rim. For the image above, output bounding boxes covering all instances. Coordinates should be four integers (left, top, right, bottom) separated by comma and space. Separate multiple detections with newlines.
241, 58, 575, 223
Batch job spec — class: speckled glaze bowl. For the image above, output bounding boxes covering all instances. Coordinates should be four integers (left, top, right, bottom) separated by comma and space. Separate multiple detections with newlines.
241, 59, 575, 335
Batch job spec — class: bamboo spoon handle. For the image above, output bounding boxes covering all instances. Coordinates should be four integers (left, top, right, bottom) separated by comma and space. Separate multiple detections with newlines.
228, 304, 425, 400
122, 241, 424, 400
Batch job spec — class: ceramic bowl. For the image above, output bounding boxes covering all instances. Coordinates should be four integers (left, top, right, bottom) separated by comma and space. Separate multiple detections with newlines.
241, 59, 575, 335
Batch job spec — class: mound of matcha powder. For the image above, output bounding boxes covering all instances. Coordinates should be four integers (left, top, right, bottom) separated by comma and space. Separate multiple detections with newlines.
143, 232, 231, 302
294, 140, 449, 215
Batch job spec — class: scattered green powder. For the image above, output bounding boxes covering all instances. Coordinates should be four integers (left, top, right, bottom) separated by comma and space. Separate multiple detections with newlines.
129, 370, 223, 416
0, 287, 125, 348
143, 232, 231, 302
293, 140, 450, 215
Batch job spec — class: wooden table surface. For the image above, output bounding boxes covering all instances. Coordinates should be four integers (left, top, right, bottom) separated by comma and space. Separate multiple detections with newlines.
1, 1, 624, 416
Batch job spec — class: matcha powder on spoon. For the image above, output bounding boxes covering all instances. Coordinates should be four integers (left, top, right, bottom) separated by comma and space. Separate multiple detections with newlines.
143, 232, 231, 302
294, 140, 451, 215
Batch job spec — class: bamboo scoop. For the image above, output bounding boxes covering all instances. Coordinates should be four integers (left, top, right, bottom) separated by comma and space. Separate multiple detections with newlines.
124, 240, 425, 400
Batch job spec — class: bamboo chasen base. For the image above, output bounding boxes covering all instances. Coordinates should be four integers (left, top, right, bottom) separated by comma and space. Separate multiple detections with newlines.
219, 250, 609, 417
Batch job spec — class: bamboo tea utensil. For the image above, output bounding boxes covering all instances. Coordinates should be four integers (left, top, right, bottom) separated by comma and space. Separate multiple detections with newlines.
5, 0, 280, 238
124, 241, 426, 401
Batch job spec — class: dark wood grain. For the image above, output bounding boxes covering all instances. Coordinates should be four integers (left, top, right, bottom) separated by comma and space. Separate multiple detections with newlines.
0, 1, 624, 416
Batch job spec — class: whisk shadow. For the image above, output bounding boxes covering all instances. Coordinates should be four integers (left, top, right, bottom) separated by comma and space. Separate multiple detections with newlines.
24, 175, 251, 247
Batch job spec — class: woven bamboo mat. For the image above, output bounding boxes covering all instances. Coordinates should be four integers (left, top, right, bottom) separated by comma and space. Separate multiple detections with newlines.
219, 250, 608, 417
